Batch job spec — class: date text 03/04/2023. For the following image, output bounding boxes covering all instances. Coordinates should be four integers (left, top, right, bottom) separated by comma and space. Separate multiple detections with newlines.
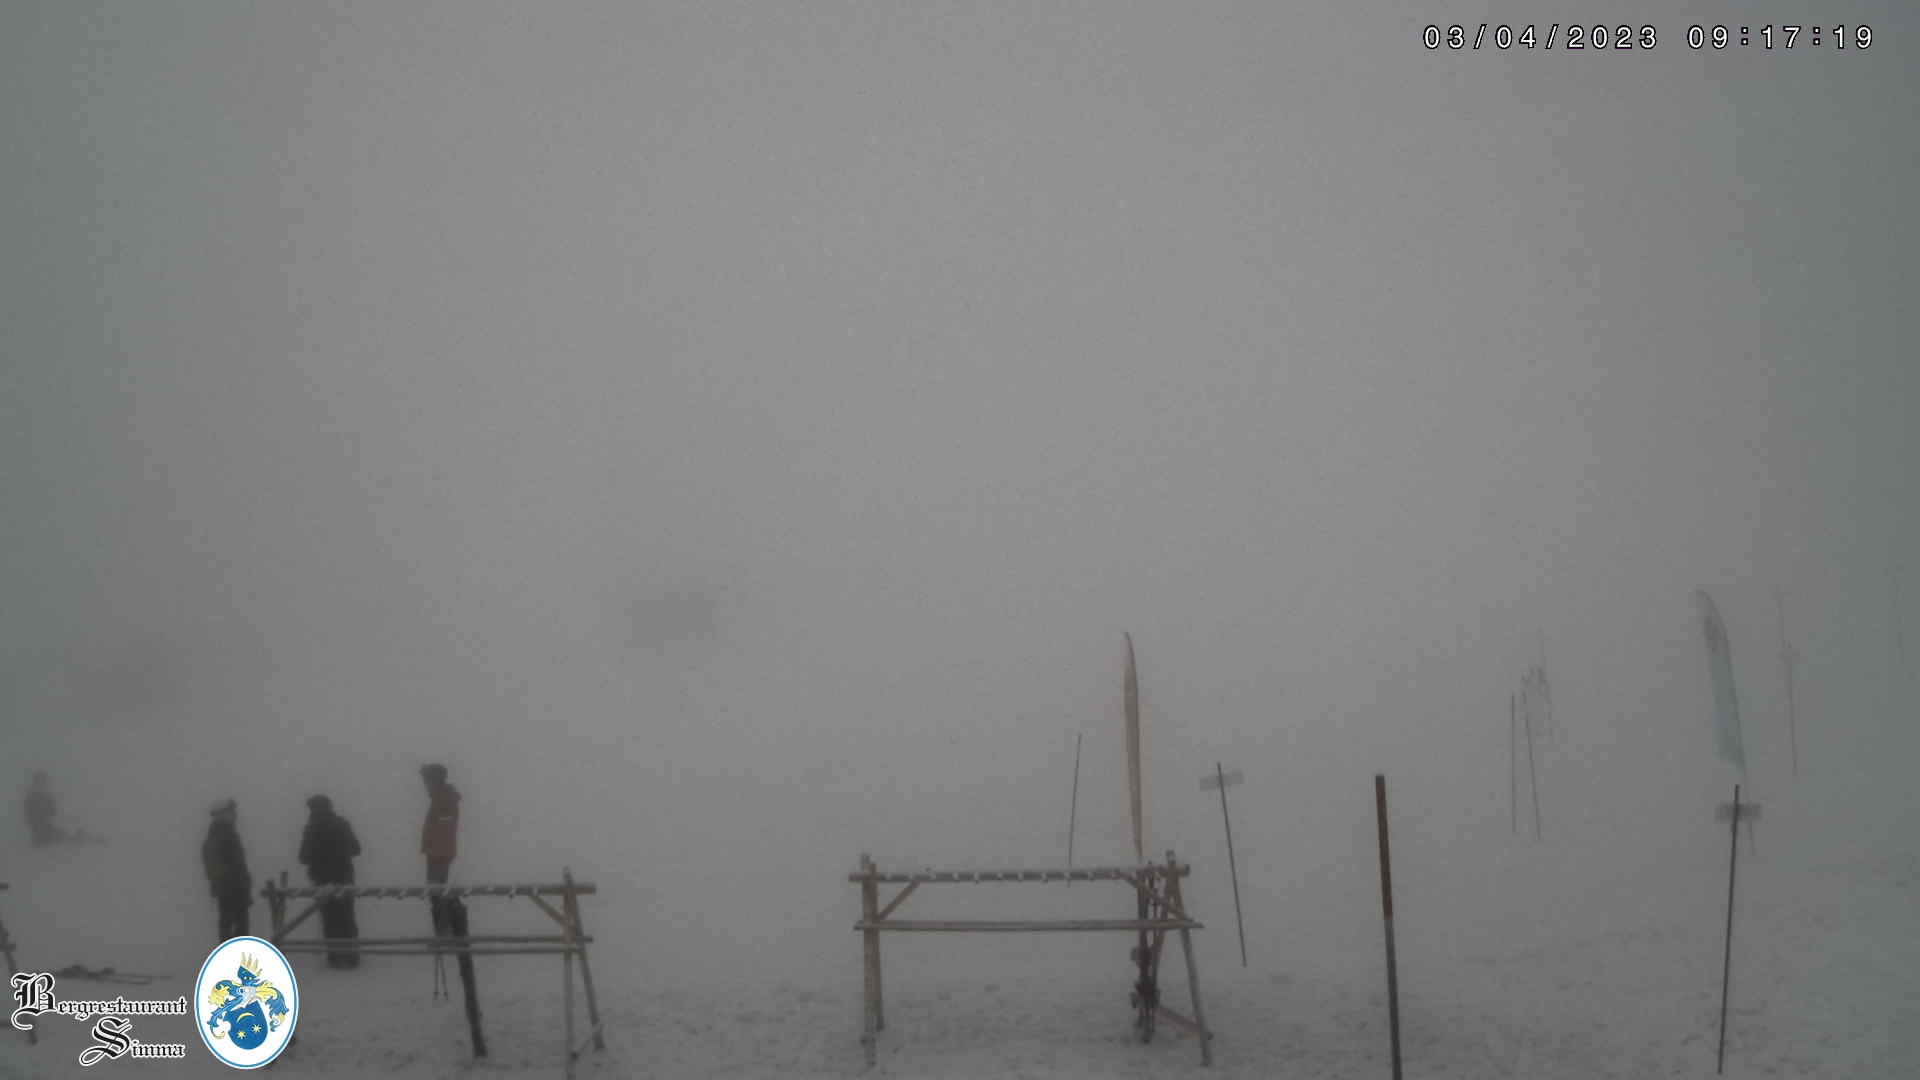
1422, 24, 1874, 52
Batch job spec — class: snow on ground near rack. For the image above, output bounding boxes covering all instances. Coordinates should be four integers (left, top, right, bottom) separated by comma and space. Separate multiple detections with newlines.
3, 826, 1916, 1077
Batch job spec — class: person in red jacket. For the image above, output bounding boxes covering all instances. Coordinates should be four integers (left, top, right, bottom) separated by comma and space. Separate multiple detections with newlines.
420, 763, 460, 884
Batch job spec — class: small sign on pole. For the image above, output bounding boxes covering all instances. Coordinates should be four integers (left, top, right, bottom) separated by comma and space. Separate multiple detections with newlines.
1199, 765, 1248, 966
1198, 768, 1244, 791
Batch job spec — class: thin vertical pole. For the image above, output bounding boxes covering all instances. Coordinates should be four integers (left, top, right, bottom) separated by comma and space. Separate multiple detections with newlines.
1215, 763, 1247, 966
1067, 732, 1082, 874
1776, 588, 1800, 778
1374, 775, 1403, 1080
860, 853, 879, 1067
1894, 565, 1906, 698
1538, 629, 1553, 743
1717, 784, 1742, 1075
1509, 693, 1518, 836
1523, 688, 1543, 841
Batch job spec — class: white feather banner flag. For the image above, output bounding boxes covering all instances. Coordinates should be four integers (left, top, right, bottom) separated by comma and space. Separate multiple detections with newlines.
1695, 589, 1747, 779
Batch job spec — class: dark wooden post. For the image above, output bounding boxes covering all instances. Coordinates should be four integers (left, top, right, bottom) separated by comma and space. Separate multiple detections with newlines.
860, 854, 880, 1068
444, 888, 485, 1059
1375, 775, 1403, 1080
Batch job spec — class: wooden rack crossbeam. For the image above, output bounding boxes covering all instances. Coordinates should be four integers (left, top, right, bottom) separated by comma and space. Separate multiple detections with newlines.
855, 919, 1200, 933
846, 865, 1188, 884
269, 882, 598, 899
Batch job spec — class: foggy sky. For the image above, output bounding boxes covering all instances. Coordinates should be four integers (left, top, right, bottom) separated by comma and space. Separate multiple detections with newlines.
3, 1, 1914, 987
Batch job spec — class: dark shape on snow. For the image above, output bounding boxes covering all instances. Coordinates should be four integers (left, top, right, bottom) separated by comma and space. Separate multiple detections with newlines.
23, 773, 107, 846
25, 771, 64, 846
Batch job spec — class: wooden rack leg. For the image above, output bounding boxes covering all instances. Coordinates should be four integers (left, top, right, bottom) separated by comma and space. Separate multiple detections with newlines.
562, 869, 605, 1052
563, 937, 576, 1080
0, 910, 30, 1046
860, 854, 879, 1067
1168, 858, 1212, 1067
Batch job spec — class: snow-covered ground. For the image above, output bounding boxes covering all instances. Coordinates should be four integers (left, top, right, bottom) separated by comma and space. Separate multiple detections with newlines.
4, 805, 1915, 1078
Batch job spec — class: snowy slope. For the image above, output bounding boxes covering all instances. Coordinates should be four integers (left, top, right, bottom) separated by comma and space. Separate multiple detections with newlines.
3, 813, 1915, 1078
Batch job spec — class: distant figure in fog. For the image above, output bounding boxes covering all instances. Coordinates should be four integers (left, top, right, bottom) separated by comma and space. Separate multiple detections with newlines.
25, 771, 59, 846
420, 764, 461, 884
299, 794, 362, 969
202, 799, 252, 940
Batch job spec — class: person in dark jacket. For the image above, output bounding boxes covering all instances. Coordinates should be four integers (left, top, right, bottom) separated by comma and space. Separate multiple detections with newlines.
202, 799, 252, 941
25, 771, 59, 846
299, 794, 362, 969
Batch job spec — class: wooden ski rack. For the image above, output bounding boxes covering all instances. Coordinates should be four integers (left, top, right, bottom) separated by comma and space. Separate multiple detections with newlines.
0, 882, 31, 1047
263, 870, 605, 1078
850, 850, 1213, 1068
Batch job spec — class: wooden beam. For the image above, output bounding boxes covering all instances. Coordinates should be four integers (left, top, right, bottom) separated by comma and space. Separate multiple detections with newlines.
527, 892, 571, 931
1154, 1005, 1204, 1037
274, 937, 579, 953
275, 934, 585, 946
272, 900, 323, 941
876, 881, 919, 921
856, 919, 1201, 933
570, 1020, 607, 1060
266, 882, 598, 900
847, 865, 1188, 884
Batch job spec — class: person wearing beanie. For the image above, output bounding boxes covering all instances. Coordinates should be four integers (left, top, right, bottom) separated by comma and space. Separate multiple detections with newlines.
419, 764, 461, 885
201, 799, 252, 941
299, 794, 363, 969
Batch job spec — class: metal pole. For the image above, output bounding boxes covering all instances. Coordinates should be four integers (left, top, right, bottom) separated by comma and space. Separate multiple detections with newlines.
1216, 763, 1248, 967
1509, 692, 1518, 836
1894, 565, 1906, 695
1538, 629, 1553, 744
1717, 784, 1741, 1075
1374, 775, 1403, 1080
1775, 588, 1800, 778
1067, 731, 1082, 874
1523, 688, 1542, 841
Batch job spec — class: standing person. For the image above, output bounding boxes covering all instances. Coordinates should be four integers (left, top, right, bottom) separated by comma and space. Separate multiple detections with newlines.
201, 799, 252, 941
299, 795, 362, 969
420, 764, 460, 883
420, 764, 461, 935
25, 771, 58, 846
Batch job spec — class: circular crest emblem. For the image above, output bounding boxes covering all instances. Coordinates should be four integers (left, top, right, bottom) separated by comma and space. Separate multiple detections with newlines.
195, 936, 299, 1068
